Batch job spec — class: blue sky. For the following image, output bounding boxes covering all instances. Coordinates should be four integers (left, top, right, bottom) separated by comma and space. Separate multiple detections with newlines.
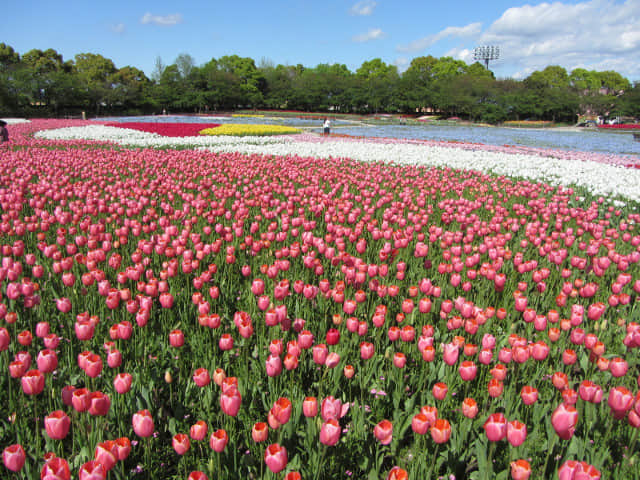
4, 0, 640, 81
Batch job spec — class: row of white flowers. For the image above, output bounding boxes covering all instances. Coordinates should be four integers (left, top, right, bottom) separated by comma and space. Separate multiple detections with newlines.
36, 125, 640, 203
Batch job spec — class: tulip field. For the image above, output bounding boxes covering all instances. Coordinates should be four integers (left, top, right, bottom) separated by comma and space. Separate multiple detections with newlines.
2, 118, 640, 480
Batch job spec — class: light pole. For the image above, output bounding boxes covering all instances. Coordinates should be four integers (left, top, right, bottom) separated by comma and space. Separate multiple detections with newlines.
473, 46, 500, 70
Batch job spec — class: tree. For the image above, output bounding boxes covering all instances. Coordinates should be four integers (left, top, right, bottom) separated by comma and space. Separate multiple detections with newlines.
151, 56, 165, 83
74, 53, 117, 115
355, 59, 399, 112
618, 81, 640, 118
175, 53, 196, 79
524, 66, 578, 122
109, 66, 153, 113
569, 68, 601, 92
0, 43, 20, 69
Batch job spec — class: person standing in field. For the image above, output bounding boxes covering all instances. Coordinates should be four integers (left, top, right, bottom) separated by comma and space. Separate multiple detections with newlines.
323, 117, 331, 136
0, 121, 9, 143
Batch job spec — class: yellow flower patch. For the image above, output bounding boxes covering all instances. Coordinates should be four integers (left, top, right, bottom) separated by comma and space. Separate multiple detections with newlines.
199, 124, 301, 136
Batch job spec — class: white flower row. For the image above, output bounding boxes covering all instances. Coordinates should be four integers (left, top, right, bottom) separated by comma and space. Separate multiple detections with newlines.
35, 125, 286, 147
35, 125, 640, 203
1, 118, 31, 124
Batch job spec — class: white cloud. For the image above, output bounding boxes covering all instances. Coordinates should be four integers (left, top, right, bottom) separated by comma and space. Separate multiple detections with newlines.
140, 13, 183, 26
479, 0, 640, 79
350, 1, 377, 16
352, 28, 386, 43
111, 23, 125, 34
397, 23, 482, 52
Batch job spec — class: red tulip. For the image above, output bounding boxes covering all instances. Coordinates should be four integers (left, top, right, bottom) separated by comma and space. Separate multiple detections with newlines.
510, 459, 531, 480
83, 353, 103, 378
188, 472, 208, 480
387, 466, 408, 480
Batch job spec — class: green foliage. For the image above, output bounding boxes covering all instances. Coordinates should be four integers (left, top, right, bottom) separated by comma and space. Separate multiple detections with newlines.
0, 42, 636, 123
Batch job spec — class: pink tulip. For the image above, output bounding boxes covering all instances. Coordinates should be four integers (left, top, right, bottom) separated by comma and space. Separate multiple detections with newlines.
303, 396, 318, 417
484, 413, 507, 441
320, 418, 341, 446
114, 372, 133, 394
506, 420, 527, 447
21, 369, 45, 395
94, 441, 118, 471
3, 444, 26, 472
44, 410, 71, 440
41, 456, 71, 480
373, 419, 393, 445
132, 409, 154, 437
79, 460, 106, 480
264, 443, 288, 473
551, 403, 578, 440
220, 386, 242, 416
173, 433, 191, 455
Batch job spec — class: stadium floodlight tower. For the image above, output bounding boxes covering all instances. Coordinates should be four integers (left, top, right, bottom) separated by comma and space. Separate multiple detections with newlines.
473, 45, 500, 70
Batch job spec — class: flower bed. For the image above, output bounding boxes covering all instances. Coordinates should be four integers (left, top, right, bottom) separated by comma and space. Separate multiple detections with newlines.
503, 120, 554, 128
598, 124, 640, 131
199, 124, 301, 136
2, 119, 640, 480
104, 122, 221, 137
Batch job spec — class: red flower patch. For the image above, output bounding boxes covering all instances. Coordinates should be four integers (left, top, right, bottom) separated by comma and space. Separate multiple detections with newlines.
105, 122, 220, 137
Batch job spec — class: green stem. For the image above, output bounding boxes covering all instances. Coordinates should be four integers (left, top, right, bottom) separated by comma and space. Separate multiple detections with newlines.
427, 442, 440, 479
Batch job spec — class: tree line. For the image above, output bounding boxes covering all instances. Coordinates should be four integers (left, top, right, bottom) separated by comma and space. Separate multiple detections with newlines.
1, 43, 638, 123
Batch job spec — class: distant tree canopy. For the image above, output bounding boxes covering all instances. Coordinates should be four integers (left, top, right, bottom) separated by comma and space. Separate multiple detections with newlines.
0, 42, 637, 123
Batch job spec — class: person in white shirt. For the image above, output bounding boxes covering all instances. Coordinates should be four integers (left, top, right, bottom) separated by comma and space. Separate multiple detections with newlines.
323, 118, 331, 135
